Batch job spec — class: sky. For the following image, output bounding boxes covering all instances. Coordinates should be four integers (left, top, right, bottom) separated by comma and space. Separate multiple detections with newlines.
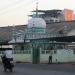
0, 0, 75, 27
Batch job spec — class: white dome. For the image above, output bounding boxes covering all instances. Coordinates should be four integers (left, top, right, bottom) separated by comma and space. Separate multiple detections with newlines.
28, 18, 46, 28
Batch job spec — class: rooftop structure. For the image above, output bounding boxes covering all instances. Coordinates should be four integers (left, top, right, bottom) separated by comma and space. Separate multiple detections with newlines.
29, 9, 74, 24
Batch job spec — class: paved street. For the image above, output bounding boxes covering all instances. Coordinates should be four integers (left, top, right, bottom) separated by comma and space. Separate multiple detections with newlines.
0, 63, 75, 75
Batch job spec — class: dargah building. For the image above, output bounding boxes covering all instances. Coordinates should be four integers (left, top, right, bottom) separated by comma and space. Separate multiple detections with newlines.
0, 10, 75, 64
8, 16, 75, 64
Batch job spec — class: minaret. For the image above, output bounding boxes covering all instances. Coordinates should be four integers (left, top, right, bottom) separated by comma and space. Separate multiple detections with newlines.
36, 2, 38, 17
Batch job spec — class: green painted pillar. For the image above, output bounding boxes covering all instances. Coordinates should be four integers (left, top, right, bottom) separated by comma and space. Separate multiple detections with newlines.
32, 44, 40, 64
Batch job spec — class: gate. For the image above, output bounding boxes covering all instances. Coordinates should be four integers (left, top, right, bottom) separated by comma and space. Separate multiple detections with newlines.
32, 44, 40, 64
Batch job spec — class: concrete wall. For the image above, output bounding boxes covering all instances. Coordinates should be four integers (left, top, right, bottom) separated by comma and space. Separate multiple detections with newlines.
13, 49, 33, 63
0, 49, 33, 63
13, 54, 32, 63
40, 49, 75, 63
0, 49, 75, 63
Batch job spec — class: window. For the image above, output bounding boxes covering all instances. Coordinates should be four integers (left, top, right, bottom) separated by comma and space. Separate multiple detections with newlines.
54, 50, 57, 54
41, 51, 45, 54
50, 19, 54, 22
73, 50, 75, 54
58, 30, 63, 34
46, 50, 51, 54
20, 45, 24, 50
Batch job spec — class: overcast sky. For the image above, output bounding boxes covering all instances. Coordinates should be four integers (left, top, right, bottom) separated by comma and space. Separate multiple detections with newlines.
0, 0, 75, 27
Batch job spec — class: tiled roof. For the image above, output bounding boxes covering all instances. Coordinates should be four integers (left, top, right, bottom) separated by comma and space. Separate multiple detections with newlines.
0, 21, 75, 43
0, 25, 27, 42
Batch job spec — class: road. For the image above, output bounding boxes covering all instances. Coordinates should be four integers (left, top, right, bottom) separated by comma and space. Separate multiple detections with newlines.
0, 63, 75, 75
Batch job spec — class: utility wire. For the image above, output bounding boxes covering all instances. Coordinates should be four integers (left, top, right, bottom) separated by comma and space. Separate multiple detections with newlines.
0, 0, 37, 15
0, 0, 24, 11
0, 0, 27, 15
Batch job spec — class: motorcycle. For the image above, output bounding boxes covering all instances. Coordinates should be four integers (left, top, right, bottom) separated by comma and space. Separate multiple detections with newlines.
1, 55, 14, 72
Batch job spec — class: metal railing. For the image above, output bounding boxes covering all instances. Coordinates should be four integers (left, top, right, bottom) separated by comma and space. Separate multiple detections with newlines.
13, 50, 32, 54
13, 32, 65, 41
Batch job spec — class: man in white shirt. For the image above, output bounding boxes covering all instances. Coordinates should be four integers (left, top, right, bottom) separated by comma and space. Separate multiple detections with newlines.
4, 48, 13, 61
2, 48, 14, 72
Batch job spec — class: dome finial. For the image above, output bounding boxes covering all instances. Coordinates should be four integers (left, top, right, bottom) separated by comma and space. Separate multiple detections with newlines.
36, 2, 38, 17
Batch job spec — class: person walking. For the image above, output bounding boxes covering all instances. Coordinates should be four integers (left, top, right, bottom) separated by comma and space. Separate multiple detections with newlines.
48, 50, 52, 64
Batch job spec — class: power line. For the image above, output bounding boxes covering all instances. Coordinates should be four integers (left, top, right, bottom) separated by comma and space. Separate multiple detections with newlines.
0, 0, 24, 11
0, 0, 38, 15
0, 0, 26, 14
